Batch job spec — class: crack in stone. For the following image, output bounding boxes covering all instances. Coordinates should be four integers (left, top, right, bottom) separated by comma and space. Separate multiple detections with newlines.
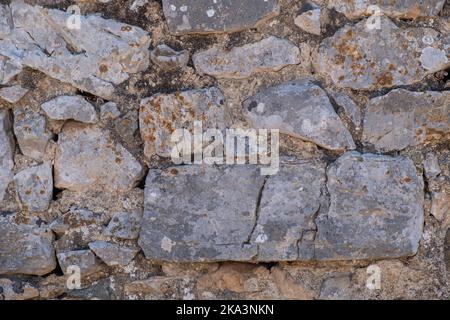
243, 175, 269, 248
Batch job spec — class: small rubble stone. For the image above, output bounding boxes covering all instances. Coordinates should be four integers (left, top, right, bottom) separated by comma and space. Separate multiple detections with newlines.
314, 152, 424, 261
0, 56, 22, 85
139, 87, 226, 158
57, 250, 102, 276
424, 153, 441, 180
89, 241, 139, 267
319, 274, 352, 300
294, 7, 321, 36
14, 163, 53, 212
362, 89, 449, 152
0, 109, 14, 201
193, 36, 300, 79
13, 110, 52, 160
0, 85, 29, 103
315, 17, 449, 90
100, 102, 121, 121
243, 80, 355, 151
50, 208, 108, 237
41, 95, 99, 124
328, 0, 446, 20
150, 44, 189, 70
54, 122, 144, 192
0, 1, 151, 99
430, 192, 449, 221
103, 211, 142, 240
0, 214, 56, 275
162, 0, 279, 35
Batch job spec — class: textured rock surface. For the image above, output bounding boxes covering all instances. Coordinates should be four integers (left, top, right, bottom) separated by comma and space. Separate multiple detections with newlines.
0, 85, 28, 103
0, 1, 151, 99
54, 122, 143, 192
294, 7, 321, 35
193, 37, 300, 79
139, 166, 265, 262
328, 0, 446, 20
315, 17, 449, 89
140, 87, 226, 158
314, 152, 424, 260
14, 163, 53, 212
0, 56, 22, 85
162, 0, 279, 35
57, 250, 102, 276
0, 0, 448, 300
41, 96, 99, 124
243, 80, 355, 151
13, 110, 52, 161
0, 214, 56, 275
89, 241, 139, 267
250, 161, 326, 261
103, 211, 142, 240
0, 109, 14, 201
363, 89, 449, 152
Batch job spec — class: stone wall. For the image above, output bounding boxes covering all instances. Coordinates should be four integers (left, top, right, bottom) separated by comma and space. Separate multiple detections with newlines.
0, 0, 449, 300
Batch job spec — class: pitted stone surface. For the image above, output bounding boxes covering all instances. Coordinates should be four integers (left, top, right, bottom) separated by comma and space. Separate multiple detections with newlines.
243, 80, 355, 151
139, 87, 226, 158
0, 109, 14, 202
13, 110, 52, 161
41, 95, 99, 124
0, 214, 56, 275
363, 89, 450, 152
54, 122, 144, 192
328, 0, 446, 20
314, 152, 424, 261
14, 163, 53, 213
162, 0, 279, 35
0, 1, 151, 99
89, 241, 139, 267
193, 36, 300, 79
139, 166, 265, 262
315, 16, 449, 90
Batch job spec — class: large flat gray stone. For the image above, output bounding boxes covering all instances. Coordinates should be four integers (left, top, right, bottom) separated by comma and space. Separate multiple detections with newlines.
314, 152, 424, 261
162, 0, 279, 35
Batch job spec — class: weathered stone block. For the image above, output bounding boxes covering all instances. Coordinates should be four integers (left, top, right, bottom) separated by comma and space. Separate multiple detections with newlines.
314, 152, 424, 260
162, 0, 279, 35
243, 80, 355, 151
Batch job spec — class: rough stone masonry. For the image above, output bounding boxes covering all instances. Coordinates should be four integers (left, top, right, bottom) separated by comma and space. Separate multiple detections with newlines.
0, 0, 449, 300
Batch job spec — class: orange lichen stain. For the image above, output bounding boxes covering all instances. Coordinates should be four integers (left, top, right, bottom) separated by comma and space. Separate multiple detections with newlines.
375, 72, 394, 86
99, 64, 109, 73
170, 168, 179, 175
